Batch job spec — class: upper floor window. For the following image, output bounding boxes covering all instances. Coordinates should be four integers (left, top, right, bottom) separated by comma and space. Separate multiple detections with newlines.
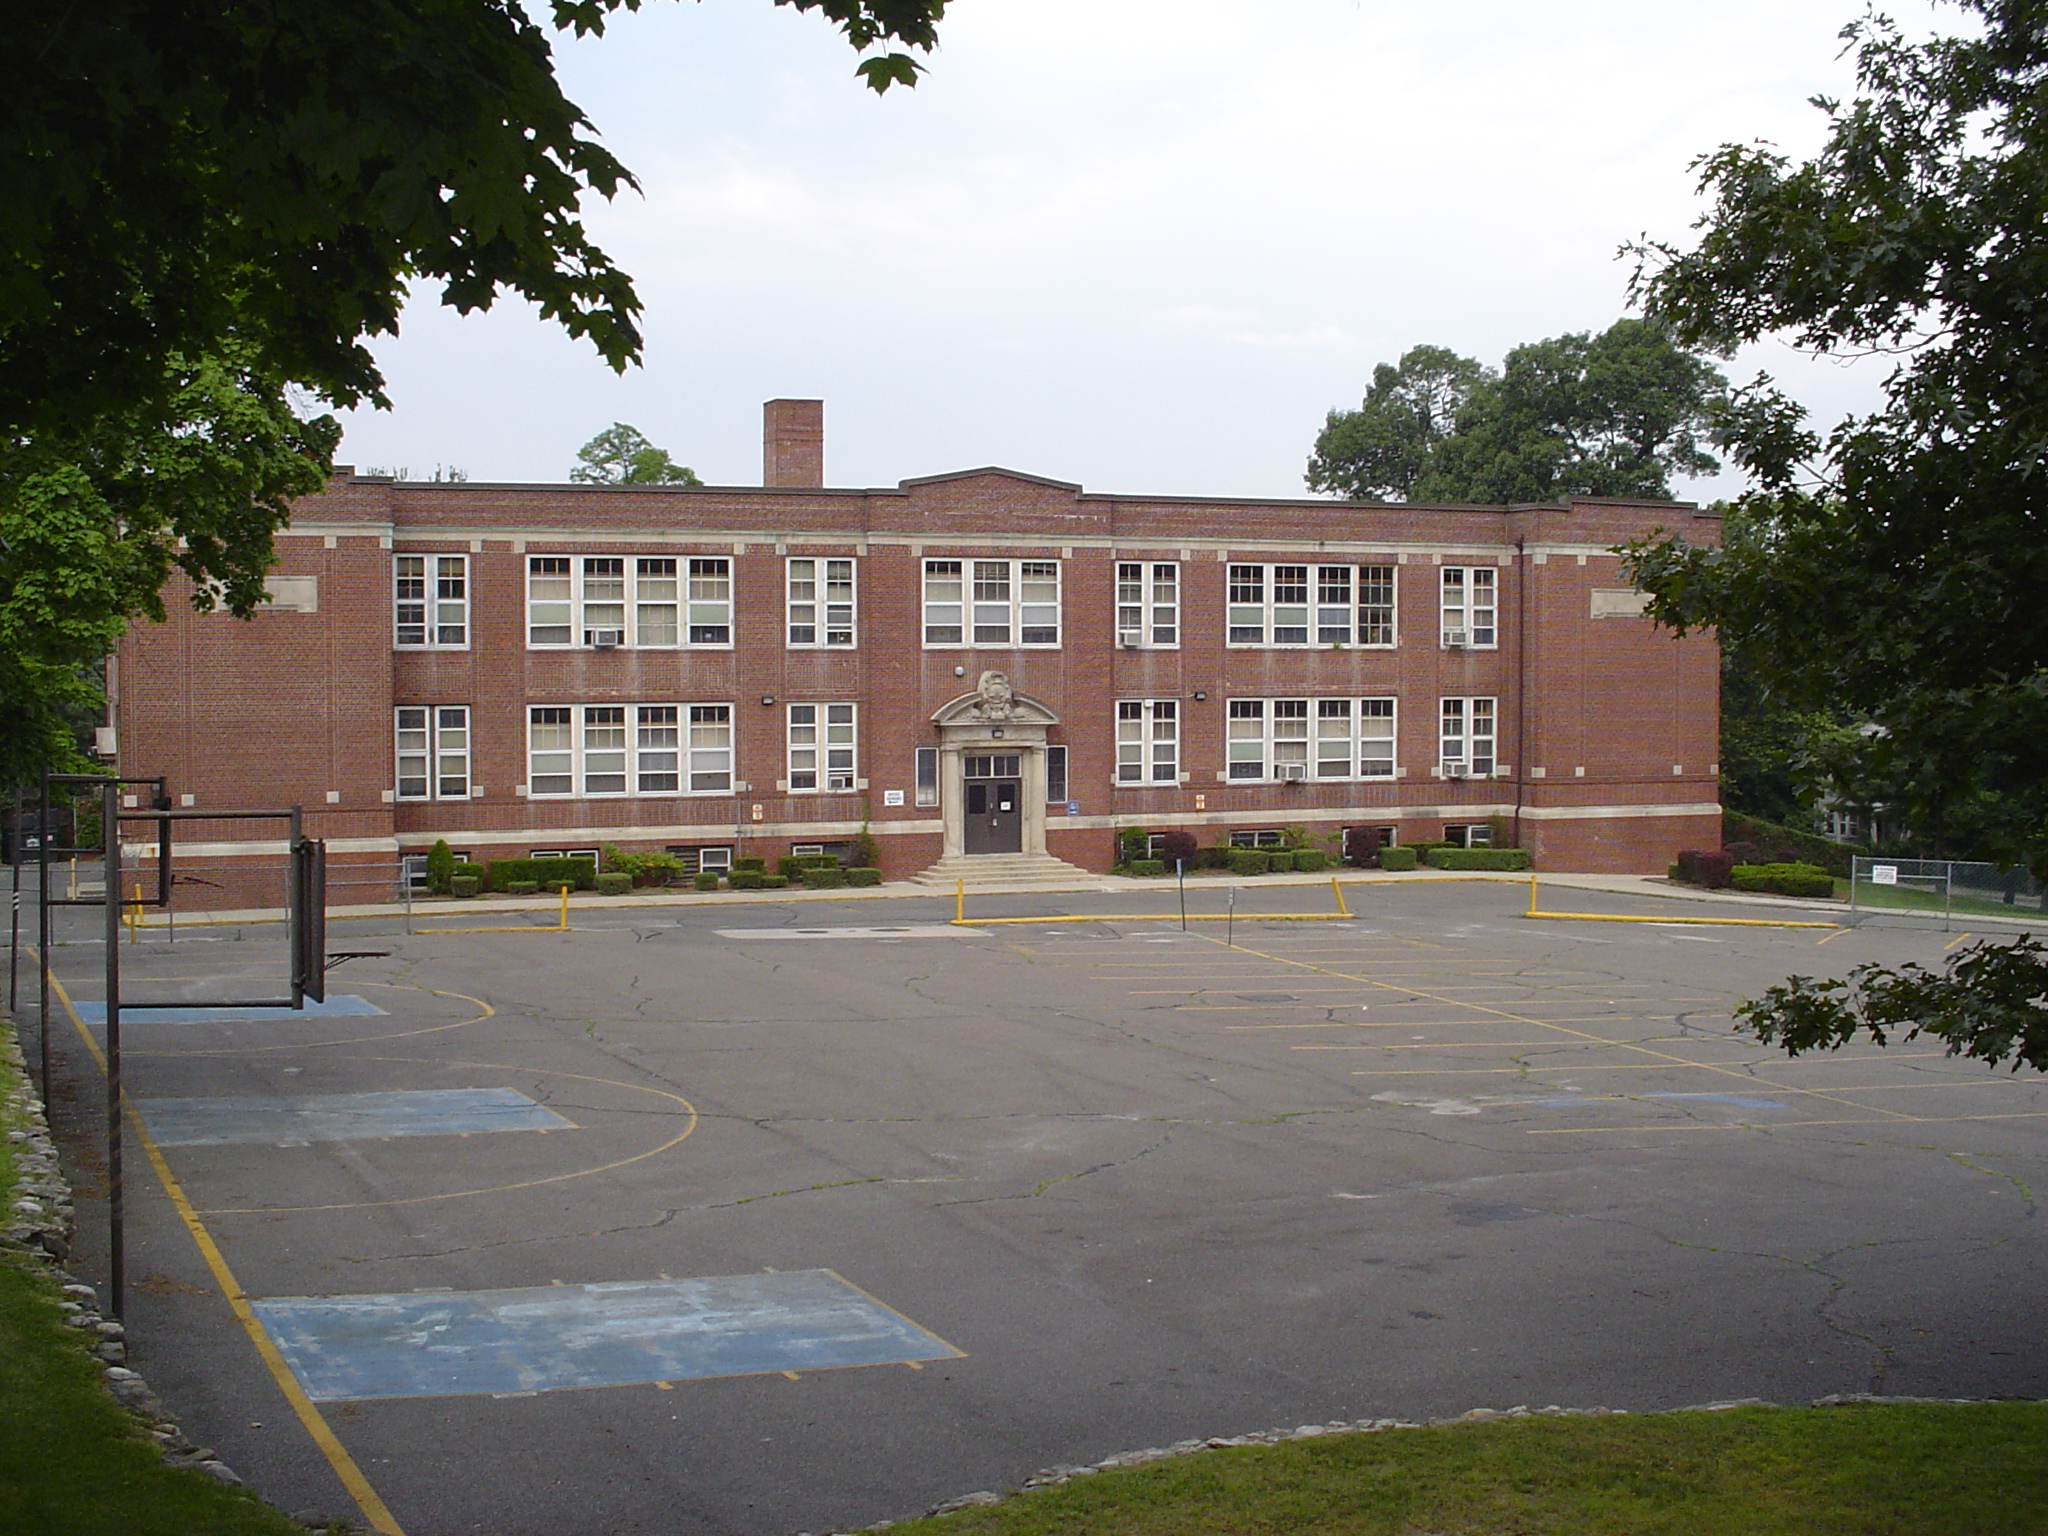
1228, 563, 1394, 647
527, 702, 731, 797
1116, 562, 1178, 647
1231, 697, 1395, 781
1440, 566, 1497, 648
527, 555, 728, 648
394, 555, 467, 648
1440, 696, 1497, 777
394, 706, 470, 799
788, 703, 857, 792
1116, 699, 1179, 783
787, 558, 855, 647
923, 558, 1060, 647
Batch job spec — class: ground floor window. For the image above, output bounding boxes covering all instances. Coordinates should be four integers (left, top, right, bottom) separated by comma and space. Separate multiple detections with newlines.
1443, 823, 1494, 848
663, 845, 733, 874
1046, 744, 1068, 805
1228, 829, 1288, 849
915, 747, 939, 807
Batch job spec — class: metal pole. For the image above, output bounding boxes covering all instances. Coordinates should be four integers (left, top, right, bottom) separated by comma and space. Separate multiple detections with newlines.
8, 788, 20, 1010
1226, 884, 1236, 948
1177, 859, 1186, 932
1944, 861, 1953, 932
37, 775, 52, 1110
102, 781, 125, 1322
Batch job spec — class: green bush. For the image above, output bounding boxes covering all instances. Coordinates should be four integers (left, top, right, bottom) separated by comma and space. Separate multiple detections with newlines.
1377, 846, 1419, 871
731, 870, 765, 890
850, 831, 881, 869
734, 856, 767, 874
1193, 845, 1233, 871
693, 870, 721, 891
595, 872, 634, 896
449, 873, 480, 898
1128, 858, 1166, 878
846, 867, 882, 886
762, 873, 789, 889
604, 845, 684, 886
1732, 862, 1835, 898
1724, 811, 1856, 878
426, 838, 457, 894
487, 856, 596, 892
504, 879, 539, 896
806, 865, 846, 888
1292, 848, 1328, 872
1228, 849, 1271, 876
1116, 828, 1152, 865
1423, 847, 1531, 871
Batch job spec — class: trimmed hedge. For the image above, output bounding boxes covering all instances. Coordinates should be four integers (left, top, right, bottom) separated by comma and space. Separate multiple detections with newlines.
594, 872, 634, 896
1128, 859, 1167, 878
1422, 847, 1530, 871
449, 874, 481, 898
693, 870, 721, 891
1291, 848, 1329, 872
1675, 849, 1736, 889
734, 856, 768, 874
503, 879, 539, 896
731, 870, 765, 890
1227, 849, 1271, 876
762, 874, 790, 889
805, 866, 846, 889
846, 867, 882, 887
487, 856, 596, 892
1724, 812, 1856, 878
1732, 862, 1835, 898
1376, 846, 1418, 871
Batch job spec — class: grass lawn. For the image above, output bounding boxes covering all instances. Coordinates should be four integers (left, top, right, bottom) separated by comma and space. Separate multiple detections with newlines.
1836, 878, 2048, 923
884, 1402, 2048, 1536
1, 1055, 315, 1536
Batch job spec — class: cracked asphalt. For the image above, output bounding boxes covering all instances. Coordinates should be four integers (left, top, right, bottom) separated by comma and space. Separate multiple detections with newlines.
24, 879, 2048, 1535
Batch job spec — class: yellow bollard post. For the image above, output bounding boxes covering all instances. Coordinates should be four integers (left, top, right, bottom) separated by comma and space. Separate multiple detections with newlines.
129, 881, 143, 943
1528, 870, 1538, 916
955, 878, 965, 925
558, 885, 570, 930
1330, 875, 1351, 918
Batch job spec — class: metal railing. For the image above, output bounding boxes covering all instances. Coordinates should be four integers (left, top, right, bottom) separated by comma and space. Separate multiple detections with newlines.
1849, 856, 2047, 929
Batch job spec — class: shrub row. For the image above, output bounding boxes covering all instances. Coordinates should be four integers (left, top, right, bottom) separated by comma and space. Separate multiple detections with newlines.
1422, 847, 1530, 871
1723, 812, 1857, 878
1732, 862, 1835, 898
1120, 847, 1332, 876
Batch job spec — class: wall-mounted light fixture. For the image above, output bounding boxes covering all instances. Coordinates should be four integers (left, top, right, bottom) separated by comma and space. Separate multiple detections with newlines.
954, 665, 967, 677
760, 695, 775, 706
1192, 690, 1207, 702
990, 727, 1005, 740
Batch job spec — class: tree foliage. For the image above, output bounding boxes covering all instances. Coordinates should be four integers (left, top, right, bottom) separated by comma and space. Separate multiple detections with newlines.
1740, 937, 2048, 1074
571, 423, 702, 485
1625, 0, 2048, 883
1309, 320, 1724, 503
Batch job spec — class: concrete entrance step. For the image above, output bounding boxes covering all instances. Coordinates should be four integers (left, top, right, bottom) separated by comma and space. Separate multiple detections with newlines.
909, 853, 1098, 891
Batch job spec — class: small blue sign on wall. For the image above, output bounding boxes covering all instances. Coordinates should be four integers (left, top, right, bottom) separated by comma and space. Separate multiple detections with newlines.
1066, 800, 1080, 816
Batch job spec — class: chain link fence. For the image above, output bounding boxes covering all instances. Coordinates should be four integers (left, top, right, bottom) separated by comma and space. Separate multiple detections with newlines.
1850, 856, 2048, 929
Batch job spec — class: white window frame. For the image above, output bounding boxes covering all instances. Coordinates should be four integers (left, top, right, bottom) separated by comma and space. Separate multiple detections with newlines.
1115, 699, 1180, 783
1231, 697, 1395, 782
394, 706, 471, 800
788, 702, 857, 793
1440, 566, 1498, 648
1440, 696, 1498, 777
1115, 562, 1179, 647
915, 746, 940, 807
1229, 563, 1392, 648
786, 557, 856, 648
1312, 698, 1397, 779
526, 702, 733, 797
526, 554, 728, 649
1358, 564, 1397, 647
922, 558, 1061, 648
1045, 744, 1068, 805
394, 554, 468, 648
1226, 698, 1308, 780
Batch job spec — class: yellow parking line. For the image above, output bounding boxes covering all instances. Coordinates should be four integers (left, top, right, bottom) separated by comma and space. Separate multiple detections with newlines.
1530, 1109, 2048, 1134
1945, 931, 1975, 951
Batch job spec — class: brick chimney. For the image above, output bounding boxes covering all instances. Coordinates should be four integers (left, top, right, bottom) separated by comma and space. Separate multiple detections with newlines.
763, 399, 824, 487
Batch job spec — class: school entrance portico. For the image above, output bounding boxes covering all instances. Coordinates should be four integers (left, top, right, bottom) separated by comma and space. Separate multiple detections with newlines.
931, 673, 1058, 863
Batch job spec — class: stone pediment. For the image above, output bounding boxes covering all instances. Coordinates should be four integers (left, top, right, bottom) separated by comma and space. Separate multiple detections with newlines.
932, 670, 1059, 728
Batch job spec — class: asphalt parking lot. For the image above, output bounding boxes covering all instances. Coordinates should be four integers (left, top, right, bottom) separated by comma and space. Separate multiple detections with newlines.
22, 877, 2048, 1536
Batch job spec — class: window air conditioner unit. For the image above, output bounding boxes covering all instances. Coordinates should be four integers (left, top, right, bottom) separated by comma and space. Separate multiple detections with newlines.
586, 629, 624, 648
1444, 763, 1469, 779
1117, 630, 1142, 648
827, 773, 855, 791
1277, 762, 1307, 783
1444, 629, 1468, 647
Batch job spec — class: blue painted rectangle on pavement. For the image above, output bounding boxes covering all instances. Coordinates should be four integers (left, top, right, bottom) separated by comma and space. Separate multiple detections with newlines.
74, 994, 385, 1025
137, 1088, 574, 1146
252, 1270, 963, 1401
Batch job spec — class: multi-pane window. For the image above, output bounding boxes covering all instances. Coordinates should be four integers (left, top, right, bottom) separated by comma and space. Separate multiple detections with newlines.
1313, 698, 1397, 778
787, 558, 855, 647
1230, 698, 1395, 781
393, 555, 468, 647
1115, 562, 1178, 646
394, 707, 470, 799
527, 703, 732, 795
1440, 697, 1497, 776
1228, 564, 1393, 646
526, 555, 721, 647
1116, 700, 1179, 782
1440, 566, 1497, 647
1045, 745, 1068, 805
922, 559, 1060, 646
788, 703, 857, 792
915, 747, 939, 807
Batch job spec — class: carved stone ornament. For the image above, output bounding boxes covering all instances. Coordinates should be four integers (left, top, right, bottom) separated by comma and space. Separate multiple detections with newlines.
974, 670, 1016, 720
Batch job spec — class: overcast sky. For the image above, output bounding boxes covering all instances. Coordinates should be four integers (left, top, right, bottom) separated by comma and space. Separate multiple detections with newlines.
335, 0, 1951, 500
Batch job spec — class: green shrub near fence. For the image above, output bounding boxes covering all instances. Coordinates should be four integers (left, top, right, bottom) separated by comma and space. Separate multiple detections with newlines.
847, 867, 882, 887
1723, 812, 1856, 878
693, 870, 721, 891
1129, 859, 1166, 878
594, 872, 634, 896
1228, 849, 1271, 876
731, 870, 765, 890
1377, 846, 1419, 871
487, 856, 596, 892
1423, 847, 1531, 871
1732, 862, 1834, 898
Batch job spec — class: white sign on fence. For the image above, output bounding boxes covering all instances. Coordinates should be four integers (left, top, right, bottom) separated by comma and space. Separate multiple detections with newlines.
1871, 864, 1899, 886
